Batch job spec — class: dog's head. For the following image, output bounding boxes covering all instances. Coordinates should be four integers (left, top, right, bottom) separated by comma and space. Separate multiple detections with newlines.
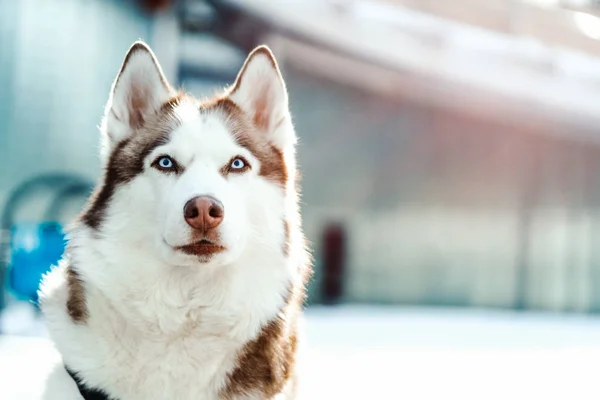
81, 42, 297, 267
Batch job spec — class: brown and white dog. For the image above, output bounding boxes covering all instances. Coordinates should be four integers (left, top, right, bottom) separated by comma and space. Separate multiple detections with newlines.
39, 41, 310, 400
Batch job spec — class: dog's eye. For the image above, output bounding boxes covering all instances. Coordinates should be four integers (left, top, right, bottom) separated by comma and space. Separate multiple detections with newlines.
157, 156, 174, 169
225, 156, 250, 174
153, 156, 178, 172
230, 158, 246, 170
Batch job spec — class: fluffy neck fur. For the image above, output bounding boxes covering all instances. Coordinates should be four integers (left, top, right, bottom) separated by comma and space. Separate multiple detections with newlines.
71, 219, 295, 337
40, 215, 307, 400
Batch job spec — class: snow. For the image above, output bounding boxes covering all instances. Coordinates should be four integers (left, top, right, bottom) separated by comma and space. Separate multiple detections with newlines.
302, 306, 600, 399
1, 305, 600, 399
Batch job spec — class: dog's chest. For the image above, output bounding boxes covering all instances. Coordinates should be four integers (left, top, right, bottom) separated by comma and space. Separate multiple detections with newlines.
43, 253, 293, 399
80, 314, 246, 400
58, 279, 260, 400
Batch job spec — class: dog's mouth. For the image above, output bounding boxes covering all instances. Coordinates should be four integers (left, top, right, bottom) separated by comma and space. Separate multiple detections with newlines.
174, 239, 225, 258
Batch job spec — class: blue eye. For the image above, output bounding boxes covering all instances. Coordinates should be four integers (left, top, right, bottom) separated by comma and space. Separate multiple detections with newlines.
155, 156, 175, 170
230, 158, 246, 170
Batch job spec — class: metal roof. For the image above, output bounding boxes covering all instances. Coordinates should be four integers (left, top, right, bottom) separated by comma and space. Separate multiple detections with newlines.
182, 0, 600, 139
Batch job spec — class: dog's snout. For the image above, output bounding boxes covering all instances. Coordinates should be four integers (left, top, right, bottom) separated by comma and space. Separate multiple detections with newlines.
183, 196, 224, 232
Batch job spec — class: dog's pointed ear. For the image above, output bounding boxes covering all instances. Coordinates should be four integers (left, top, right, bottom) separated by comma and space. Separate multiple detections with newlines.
228, 46, 295, 149
102, 41, 172, 147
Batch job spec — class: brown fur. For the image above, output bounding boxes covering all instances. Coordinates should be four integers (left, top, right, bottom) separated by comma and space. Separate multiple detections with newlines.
221, 318, 297, 399
202, 97, 288, 187
252, 93, 271, 132
81, 95, 182, 230
66, 266, 87, 323
221, 283, 305, 399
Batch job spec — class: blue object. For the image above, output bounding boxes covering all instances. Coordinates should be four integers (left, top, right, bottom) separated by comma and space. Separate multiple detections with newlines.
8, 222, 66, 304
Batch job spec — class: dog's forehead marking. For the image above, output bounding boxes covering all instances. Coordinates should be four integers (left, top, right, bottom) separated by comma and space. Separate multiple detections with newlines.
170, 96, 288, 187
205, 97, 288, 187
166, 102, 242, 161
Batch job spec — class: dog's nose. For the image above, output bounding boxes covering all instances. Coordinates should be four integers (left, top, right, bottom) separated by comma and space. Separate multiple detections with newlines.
183, 196, 224, 232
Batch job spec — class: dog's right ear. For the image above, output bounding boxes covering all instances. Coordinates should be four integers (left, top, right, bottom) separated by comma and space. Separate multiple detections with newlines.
101, 41, 172, 154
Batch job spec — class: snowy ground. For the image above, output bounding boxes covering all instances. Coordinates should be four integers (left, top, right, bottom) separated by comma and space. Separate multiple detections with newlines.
303, 306, 600, 399
1, 304, 600, 399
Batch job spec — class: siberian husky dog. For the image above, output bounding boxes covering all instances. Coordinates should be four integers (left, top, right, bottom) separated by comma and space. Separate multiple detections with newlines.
39, 41, 310, 400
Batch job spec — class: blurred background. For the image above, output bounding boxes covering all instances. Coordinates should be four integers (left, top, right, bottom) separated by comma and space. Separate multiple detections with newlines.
3, 0, 600, 398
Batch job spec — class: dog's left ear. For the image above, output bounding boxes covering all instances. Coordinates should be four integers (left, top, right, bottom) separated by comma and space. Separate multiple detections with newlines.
228, 46, 295, 149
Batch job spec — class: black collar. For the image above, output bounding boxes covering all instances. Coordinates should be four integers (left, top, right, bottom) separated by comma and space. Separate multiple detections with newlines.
65, 366, 114, 400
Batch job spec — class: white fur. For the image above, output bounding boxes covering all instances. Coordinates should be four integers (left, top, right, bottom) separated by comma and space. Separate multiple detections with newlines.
39, 42, 302, 400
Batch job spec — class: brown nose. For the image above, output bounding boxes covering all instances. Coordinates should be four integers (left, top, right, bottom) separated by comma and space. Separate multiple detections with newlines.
183, 196, 224, 232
